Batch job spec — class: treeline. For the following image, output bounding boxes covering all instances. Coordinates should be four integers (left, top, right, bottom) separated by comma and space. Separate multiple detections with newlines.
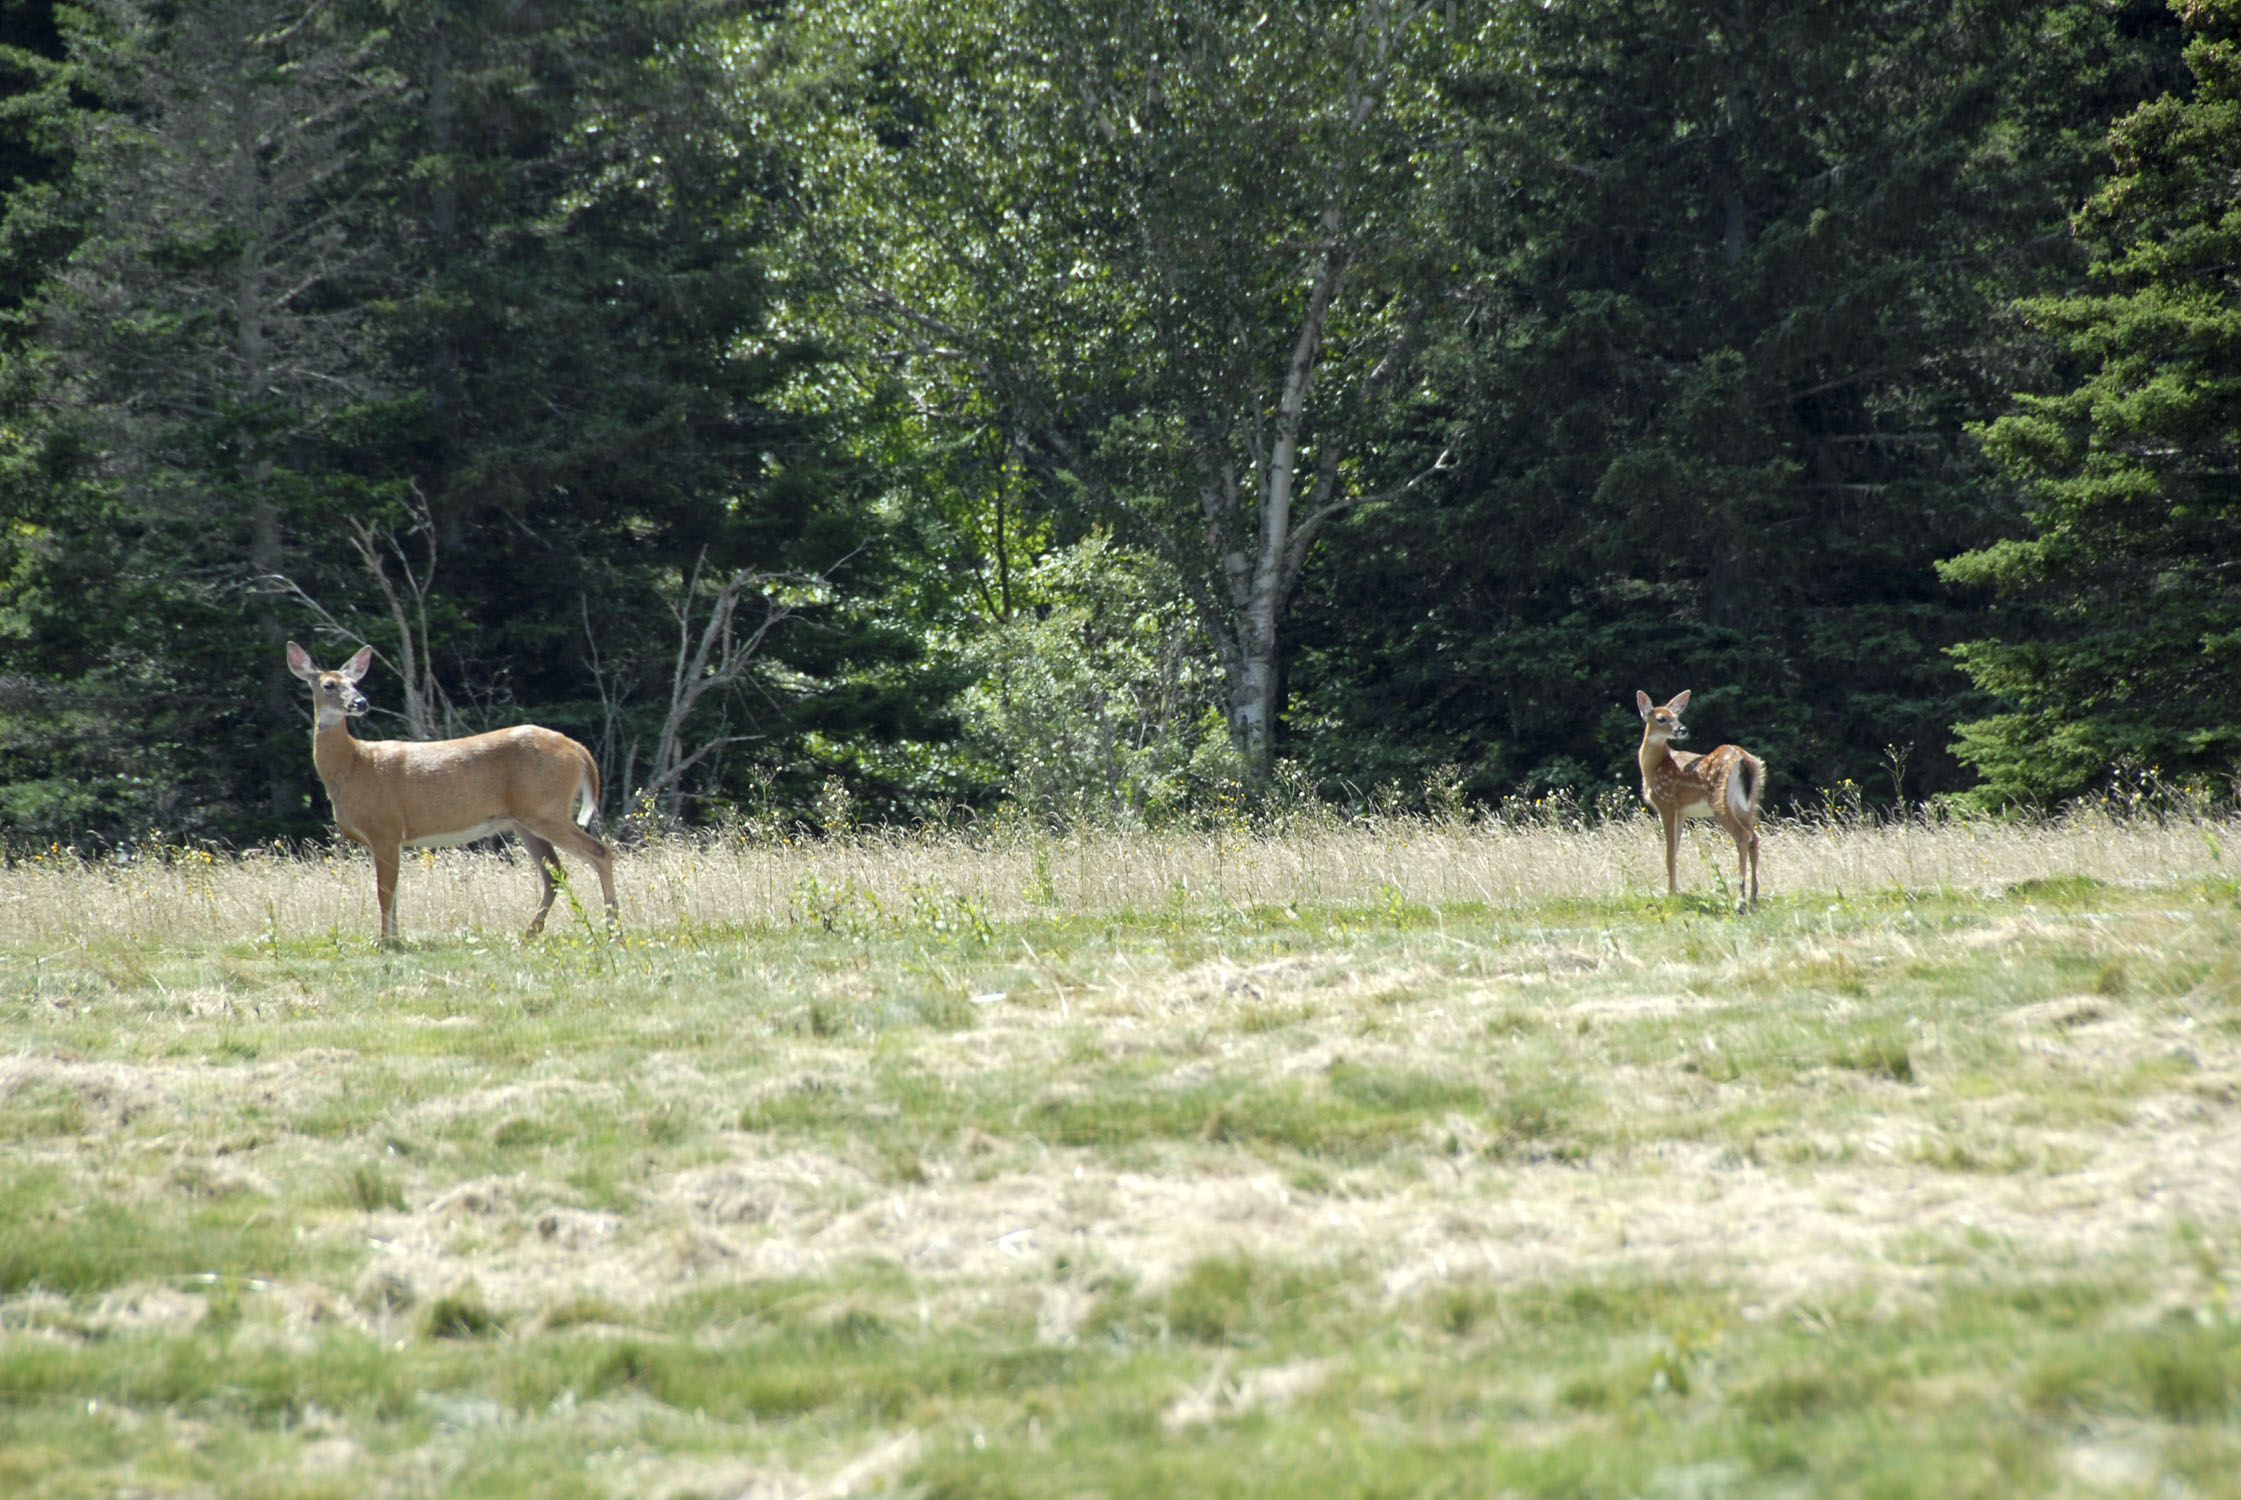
0, 0, 2234, 844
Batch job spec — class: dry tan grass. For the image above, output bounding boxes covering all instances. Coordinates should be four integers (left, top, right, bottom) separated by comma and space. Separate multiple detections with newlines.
0, 808, 2227, 946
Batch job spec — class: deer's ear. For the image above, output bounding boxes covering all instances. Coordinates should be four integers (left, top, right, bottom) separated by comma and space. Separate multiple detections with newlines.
286, 641, 320, 682
342, 645, 375, 683
1636, 690, 1653, 720
1668, 690, 1691, 714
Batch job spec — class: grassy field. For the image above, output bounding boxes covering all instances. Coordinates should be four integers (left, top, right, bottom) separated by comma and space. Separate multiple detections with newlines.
1, 809, 2238, 1497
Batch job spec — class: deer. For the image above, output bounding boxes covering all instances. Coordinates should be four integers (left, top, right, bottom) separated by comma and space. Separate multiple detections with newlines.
286, 642, 618, 941
1636, 689, 1764, 908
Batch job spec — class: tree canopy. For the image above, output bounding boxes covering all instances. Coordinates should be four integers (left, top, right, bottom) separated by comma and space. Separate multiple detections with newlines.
771, 0, 1477, 789
0, 0, 2226, 842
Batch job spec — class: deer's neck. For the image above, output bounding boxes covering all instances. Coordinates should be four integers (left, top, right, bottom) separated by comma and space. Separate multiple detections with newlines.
311, 716, 368, 785
1638, 731, 1677, 782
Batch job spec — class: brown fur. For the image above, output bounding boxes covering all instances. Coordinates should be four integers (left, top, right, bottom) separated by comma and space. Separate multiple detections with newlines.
288, 642, 618, 940
1636, 689, 1764, 907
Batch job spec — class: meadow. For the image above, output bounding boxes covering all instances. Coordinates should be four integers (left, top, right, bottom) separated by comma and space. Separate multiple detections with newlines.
1, 804, 2238, 1498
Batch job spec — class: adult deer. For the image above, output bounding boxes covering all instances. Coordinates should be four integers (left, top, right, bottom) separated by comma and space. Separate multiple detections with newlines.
286, 642, 618, 940
1636, 689, 1764, 908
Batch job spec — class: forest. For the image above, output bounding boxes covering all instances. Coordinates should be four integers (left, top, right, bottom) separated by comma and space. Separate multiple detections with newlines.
0, 0, 2236, 846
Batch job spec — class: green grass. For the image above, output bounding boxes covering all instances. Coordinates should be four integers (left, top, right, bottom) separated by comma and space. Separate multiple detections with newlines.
0, 1166, 327, 1298
0, 872, 2238, 1495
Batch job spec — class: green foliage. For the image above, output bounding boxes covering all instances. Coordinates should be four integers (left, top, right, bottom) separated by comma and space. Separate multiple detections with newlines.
770, 0, 1478, 789
957, 532, 1235, 821
1944, 0, 2241, 805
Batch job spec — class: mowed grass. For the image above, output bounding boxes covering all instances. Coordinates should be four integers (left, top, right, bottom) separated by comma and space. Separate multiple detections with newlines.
0, 815, 2238, 1496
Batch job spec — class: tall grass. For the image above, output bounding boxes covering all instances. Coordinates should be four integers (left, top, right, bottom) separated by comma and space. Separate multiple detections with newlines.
0, 801, 2228, 945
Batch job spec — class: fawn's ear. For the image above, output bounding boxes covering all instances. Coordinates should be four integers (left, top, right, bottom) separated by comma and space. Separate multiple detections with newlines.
341, 645, 375, 682
1668, 690, 1691, 715
1636, 690, 1653, 719
286, 641, 319, 682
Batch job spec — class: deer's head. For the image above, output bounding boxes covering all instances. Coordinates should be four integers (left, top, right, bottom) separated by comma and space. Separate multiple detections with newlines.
287, 641, 373, 728
1636, 689, 1691, 744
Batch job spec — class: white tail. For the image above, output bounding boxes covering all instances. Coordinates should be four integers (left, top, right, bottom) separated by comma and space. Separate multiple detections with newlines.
287, 642, 619, 940
1636, 689, 1764, 908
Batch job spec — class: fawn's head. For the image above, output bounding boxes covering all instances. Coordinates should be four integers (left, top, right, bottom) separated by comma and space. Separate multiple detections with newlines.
286, 641, 373, 728
1636, 689, 1691, 744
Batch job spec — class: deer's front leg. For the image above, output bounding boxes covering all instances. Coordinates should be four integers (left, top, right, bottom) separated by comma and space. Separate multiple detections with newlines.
1662, 808, 1682, 894
372, 841, 402, 943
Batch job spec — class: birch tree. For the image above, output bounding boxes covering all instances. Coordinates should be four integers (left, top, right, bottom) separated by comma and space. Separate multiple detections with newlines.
775, 0, 1476, 788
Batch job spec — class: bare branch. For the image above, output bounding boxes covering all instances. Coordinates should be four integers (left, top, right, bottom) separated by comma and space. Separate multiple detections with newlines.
345, 494, 449, 739
1283, 445, 1455, 590
638, 558, 822, 817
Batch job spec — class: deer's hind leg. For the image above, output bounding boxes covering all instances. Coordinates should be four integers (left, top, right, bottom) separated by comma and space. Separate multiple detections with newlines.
1724, 815, 1760, 910
518, 817, 618, 932
519, 829, 565, 937
1728, 824, 1749, 911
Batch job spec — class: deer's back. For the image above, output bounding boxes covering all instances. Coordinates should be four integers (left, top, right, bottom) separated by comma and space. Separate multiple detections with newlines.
327, 726, 589, 841
1645, 744, 1761, 820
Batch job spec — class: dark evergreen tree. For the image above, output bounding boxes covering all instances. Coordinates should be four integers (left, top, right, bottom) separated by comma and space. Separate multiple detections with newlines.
1290, 0, 2188, 810
345, 0, 944, 822
0, 0, 71, 314
1943, 0, 2241, 804
0, 0, 90, 837
0, 0, 942, 842
0, 0, 400, 839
